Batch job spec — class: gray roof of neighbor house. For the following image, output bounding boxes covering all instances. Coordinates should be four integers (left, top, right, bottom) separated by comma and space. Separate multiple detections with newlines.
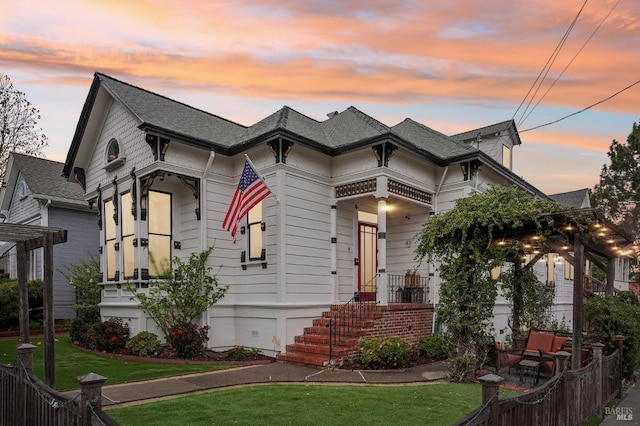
549, 188, 591, 209
62, 72, 548, 198
450, 120, 522, 146
12, 153, 86, 202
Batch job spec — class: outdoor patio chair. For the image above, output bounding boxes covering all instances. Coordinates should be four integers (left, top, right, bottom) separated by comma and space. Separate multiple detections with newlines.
493, 343, 522, 375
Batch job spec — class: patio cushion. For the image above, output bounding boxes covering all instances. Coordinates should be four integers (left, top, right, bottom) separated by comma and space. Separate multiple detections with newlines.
551, 336, 568, 353
525, 331, 555, 355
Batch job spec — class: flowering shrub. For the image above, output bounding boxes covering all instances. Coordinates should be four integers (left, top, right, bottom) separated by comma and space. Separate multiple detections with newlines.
418, 334, 452, 359
86, 317, 130, 352
358, 337, 413, 369
126, 331, 162, 357
226, 345, 261, 361
166, 322, 210, 359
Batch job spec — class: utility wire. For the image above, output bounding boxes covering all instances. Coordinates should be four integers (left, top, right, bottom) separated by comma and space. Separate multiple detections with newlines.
520, 0, 620, 125
512, 0, 588, 125
518, 78, 640, 133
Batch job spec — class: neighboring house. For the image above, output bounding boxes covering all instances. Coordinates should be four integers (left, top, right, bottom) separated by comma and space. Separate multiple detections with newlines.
0, 153, 99, 319
550, 188, 631, 293
61, 73, 623, 364
549, 188, 591, 209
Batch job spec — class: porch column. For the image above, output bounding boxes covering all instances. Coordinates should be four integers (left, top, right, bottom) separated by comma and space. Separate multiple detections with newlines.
377, 198, 388, 305
572, 232, 585, 371
330, 204, 338, 302
605, 255, 616, 296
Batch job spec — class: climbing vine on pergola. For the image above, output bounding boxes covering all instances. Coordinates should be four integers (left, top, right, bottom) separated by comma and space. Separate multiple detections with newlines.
415, 185, 569, 376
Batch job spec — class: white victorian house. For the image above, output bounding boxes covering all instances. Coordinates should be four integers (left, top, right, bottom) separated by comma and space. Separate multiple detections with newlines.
62, 73, 603, 365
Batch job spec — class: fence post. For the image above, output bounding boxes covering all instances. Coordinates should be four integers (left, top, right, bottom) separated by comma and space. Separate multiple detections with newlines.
17, 343, 37, 426
592, 342, 604, 416
614, 335, 624, 399
77, 372, 107, 426
478, 373, 504, 426
554, 350, 570, 376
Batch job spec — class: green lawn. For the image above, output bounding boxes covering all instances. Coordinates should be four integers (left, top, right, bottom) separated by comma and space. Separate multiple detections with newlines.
0, 336, 237, 390
107, 383, 520, 426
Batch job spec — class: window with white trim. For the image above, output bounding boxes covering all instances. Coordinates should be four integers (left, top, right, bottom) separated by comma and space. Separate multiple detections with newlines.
148, 190, 172, 277
247, 201, 264, 261
104, 199, 117, 280
121, 191, 135, 279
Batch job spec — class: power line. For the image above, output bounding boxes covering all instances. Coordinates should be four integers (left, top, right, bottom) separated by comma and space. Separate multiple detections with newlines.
512, 0, 588, 125
519, 0, 620, 125
519, 78, 640, 133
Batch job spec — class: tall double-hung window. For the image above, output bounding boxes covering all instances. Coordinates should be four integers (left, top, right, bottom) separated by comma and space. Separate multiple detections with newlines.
121, 191, 135, 279
104, 199, 117, 280
148, 190, 172, 277
247, 201, 264, 260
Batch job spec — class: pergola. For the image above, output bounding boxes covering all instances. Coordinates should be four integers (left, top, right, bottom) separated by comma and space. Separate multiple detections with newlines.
493, 208, 637, 370
0, 223, 67, 387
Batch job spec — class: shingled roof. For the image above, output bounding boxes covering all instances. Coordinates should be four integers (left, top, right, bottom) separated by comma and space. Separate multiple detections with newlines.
450, 119, 521, 146
98, 74, 246, 147
549, 188, 591, 209
63, 73, 548, 198
12, 153, 85, 202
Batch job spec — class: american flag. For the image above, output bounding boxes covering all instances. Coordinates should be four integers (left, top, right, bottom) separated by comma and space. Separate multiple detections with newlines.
222, 159, 271, 243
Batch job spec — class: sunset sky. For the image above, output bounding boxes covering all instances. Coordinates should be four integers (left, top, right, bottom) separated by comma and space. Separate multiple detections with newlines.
1, 0, 638, 194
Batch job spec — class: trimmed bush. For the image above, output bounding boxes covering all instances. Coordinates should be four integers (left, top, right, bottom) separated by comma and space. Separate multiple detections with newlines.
226, 345, 261, 361
418, 334, 452, 359
358, 337, 413, 369
86, 317, 130, 352
166, 322, 210, 359
0, 279, 44, 328
126, 331, 162, 357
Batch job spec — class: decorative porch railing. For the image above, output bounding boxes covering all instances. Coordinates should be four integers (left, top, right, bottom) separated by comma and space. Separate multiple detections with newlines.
584, 274, 618, 297
388, 273, 429, 304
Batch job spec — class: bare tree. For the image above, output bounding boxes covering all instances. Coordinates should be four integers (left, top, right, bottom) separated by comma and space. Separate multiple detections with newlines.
0, 73, 48, 175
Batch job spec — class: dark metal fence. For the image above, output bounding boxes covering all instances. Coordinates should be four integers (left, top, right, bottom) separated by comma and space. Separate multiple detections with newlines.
456, 340, 623, 426
387, 273, 429, 303
0, 343, 118, 426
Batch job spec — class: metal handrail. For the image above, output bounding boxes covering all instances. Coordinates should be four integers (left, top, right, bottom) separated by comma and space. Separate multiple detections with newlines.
328, 274, 379, 363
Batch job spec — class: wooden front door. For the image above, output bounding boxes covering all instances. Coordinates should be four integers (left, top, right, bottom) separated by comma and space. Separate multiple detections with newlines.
358, 222, 377, 301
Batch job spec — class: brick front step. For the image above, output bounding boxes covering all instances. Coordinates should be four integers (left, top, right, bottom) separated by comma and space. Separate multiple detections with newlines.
285, 343, 351, 357
278, 304, 385, 368
295, 334, 359, 346
276, 352, 328, 368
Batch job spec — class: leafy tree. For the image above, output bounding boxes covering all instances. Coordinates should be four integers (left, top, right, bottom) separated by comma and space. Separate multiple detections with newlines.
415, 185, 565, 378
0, 73, 48, 174
60, 256, 101, 343
584, 291, 640, 379
128, 247, 228, 337
499, 264, 554, 335
591, 121, 640, 280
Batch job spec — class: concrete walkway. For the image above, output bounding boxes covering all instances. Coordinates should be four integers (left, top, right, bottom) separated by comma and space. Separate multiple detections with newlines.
64, 361, 450, 408
601, 380, 640, 425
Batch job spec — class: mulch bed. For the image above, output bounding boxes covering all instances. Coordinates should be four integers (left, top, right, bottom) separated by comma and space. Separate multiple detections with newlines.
338, 355, 444, 371
0, 326, 69, 339
73, 343, 276, 366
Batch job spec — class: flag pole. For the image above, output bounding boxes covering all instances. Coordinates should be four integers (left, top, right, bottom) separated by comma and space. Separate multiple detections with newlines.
245, 154, 280, 204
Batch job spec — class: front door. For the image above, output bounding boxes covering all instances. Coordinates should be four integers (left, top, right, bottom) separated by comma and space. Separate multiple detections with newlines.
358, 221, 377, 301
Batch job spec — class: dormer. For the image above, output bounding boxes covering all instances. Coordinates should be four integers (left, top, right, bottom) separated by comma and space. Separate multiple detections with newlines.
451, 120, 521, 171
